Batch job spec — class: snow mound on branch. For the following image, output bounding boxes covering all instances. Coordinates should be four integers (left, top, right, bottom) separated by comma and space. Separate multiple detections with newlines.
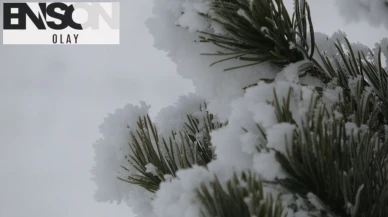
92, 101, 155, 217
146, 0, 277, 122
154, 93, 206, 137
210, 65, 316, 173
151, 73, 338, 217
91, 93, 212, 217
152, 166, 214, 217
266, 123, 296, 155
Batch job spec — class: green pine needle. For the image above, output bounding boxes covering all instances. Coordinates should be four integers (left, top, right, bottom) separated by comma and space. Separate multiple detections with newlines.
269, 86, 388, 217
197, 171, 285, 217
118, 104, 224, 193
198, 0, 315, 70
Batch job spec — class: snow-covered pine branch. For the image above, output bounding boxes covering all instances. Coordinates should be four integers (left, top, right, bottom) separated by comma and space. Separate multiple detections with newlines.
92, 0, 388, 217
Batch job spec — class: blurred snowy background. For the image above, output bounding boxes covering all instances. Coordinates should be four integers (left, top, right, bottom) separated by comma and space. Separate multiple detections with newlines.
0, 0, 386, 216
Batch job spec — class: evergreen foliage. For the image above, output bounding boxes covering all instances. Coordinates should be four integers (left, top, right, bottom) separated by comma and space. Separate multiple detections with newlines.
197, 171, 285, 217
116, 0, 388, 216
118, 104, 223, 193
199, 0, 314, 71
272, 86, 388, 217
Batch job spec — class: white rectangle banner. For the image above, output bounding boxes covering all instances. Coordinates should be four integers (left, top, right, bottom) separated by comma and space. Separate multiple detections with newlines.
2, 2, 120, 45
3, 30, 120, 45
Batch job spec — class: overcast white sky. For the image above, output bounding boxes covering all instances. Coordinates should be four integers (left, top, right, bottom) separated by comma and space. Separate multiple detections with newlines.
0, 0, 387, 217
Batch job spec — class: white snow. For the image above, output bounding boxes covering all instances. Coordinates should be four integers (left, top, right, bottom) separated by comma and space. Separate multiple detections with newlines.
145, 163, 158, 176
253, 150, 288, 181
261, 26, 269, 34
345, 122, 359, 136
237, 9, 250, 21
266, 123, 296, 155
92, 102, 155, 217
154, 93, 206, 137
152, 166, 214, 217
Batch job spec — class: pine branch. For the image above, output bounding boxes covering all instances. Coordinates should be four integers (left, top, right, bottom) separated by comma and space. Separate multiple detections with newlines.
317, 37, 388, 123
118, 104, 224, 193
114, 0, 388, 215
197, 171, 285, 217
198, 0, 315, 71
269, 87, 388, 217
